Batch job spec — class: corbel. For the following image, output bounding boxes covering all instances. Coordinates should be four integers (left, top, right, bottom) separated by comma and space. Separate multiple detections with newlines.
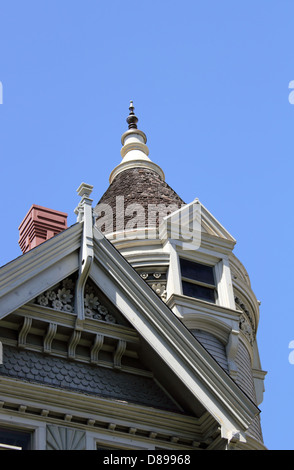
43, 322, 57, 354
226, 329, 239, 379
90, 333, 104, 364
226, 431, 246, 450
113, 339, 127, 369
68, 330, 81, 359
18, 317, 32, 348
74, 183, 94, 329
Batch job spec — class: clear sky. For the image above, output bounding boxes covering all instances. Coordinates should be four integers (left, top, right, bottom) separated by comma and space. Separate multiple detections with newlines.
0, 0, 293, 450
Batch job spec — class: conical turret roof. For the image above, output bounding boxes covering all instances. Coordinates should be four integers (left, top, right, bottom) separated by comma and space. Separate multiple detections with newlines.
94, 102, 185, 235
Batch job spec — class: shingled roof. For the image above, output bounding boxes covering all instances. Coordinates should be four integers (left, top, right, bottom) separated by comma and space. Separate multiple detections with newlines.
95, 167, 185, 234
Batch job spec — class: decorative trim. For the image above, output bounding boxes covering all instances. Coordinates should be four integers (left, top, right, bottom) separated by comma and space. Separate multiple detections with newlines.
235, 296, 255, 346
46, 424, 86, 450
90, 334, 104, 364
32, 275, 117, 325
139, 271, 167, 302
74, 183, 94, 325
43, 323, 57, 354
226, 329, 239, 378
18, 317, 32, 348
68, 330, 81, 359
113, 339, 127, 369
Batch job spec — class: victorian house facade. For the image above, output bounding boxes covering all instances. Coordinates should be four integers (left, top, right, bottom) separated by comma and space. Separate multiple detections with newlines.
0, 103, 266, 450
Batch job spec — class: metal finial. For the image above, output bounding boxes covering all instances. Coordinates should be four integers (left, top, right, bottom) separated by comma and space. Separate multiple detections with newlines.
126, 100, 138, 129
129, 100, 135, 114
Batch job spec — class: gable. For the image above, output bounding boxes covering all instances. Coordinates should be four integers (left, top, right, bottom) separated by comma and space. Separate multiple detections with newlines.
159, 199, 236, 251
0, 269, 185, 418
0, 204, 259, 446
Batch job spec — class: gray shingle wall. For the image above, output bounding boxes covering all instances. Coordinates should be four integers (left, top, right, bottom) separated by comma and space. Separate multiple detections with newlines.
234, 340, 263, 442
191, 329, 229, 372
191, 329, 263, 443
0, 345, 180, 412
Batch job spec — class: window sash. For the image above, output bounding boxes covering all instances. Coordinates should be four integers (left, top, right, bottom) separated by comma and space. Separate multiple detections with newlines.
182, 280, 216, 303
180, 258, 216, 303
180, 258, 215, 286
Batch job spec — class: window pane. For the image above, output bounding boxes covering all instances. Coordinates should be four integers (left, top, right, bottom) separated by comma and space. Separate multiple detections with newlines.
180, 258, 215, 285
182, 281, 215, 303
0, 428, 32, 450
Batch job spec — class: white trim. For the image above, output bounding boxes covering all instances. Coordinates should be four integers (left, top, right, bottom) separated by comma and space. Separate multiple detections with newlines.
0, 223, 82, 320
91, 228, 259, 439
214, 257, 235, 310
74, 184, 94, 323
0, 413, 46, 450
87, 431, 155, 450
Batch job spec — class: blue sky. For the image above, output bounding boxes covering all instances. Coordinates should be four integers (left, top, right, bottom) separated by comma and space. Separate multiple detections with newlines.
0, 0, 294, 450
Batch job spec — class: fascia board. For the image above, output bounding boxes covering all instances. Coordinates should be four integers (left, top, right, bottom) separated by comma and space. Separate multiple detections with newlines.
0, 223, 82, 320
199, 232, 236, 253
91, 228, 259, 437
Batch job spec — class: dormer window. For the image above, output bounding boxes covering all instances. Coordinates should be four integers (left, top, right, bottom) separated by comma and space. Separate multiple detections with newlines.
180, 258, 216, 303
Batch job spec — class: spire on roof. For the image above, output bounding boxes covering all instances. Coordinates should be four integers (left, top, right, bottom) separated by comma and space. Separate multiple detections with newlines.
108, 102, 165, 184
126, 101, 138, 129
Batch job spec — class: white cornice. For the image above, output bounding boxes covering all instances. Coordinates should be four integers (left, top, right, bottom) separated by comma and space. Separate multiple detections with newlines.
167, 294, 240, 343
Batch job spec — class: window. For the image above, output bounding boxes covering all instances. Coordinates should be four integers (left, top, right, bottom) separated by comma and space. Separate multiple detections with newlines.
180, 258, 216, 303
0, 427, 32, 450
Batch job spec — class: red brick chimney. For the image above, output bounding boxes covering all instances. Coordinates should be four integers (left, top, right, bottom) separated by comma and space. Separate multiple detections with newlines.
18, 205, 68, 254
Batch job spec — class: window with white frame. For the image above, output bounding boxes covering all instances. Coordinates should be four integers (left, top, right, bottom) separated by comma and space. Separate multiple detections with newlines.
180, 258, 216, 303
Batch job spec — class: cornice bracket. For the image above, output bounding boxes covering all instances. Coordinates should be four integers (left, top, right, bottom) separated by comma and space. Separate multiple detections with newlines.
226, 329, 239, 379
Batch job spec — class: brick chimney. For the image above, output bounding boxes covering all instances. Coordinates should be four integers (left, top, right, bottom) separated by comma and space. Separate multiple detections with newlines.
18, 205, 68, 254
